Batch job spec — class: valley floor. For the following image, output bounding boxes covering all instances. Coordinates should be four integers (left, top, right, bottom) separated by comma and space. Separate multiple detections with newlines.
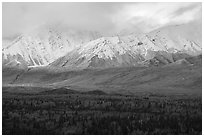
2, 91, 202, 135
2, 55, 202, 134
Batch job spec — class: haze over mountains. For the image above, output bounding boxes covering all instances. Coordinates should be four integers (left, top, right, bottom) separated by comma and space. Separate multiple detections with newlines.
2, 26, 102, 67
2, 21, 202, 69
2, 18, 202, 95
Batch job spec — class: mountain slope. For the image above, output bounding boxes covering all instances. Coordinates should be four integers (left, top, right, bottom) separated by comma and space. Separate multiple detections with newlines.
147, 21, 202, 56
2, 55, 202, 95
50, 22, 201, 69
2, 26, 102, 67
50, 36, 146, 69
2, 22, 201, 69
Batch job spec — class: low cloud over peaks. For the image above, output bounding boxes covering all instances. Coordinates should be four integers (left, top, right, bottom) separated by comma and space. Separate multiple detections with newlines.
3, 2, 202, 39
112, 2, 201, 34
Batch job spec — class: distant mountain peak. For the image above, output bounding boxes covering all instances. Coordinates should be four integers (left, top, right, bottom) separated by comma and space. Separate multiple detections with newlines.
2, 23, 201, 69
2, 26, 103, 67
50, 23, 201, 69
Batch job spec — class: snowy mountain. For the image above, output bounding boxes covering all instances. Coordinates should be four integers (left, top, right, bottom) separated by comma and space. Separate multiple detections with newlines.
147, 21, 202, 56
2, 22, 201, 69
2, 26, 102, 67
50, 36, 144, 69
50, 22, 201, 69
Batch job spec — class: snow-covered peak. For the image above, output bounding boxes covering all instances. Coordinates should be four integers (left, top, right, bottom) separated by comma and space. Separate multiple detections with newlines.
2, 26, 102, 67
146, 21, 202, 55
50, 22, 202, 69
3, 22, 201, 69
78, 36, 129, 59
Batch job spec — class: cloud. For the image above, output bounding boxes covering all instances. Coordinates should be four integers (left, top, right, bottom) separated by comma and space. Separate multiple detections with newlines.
2, 2, 202, 39
111, 2, 201, 34
2, 3, 118, 38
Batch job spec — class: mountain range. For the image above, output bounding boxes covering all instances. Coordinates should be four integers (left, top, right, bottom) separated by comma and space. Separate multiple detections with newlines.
2, 21, 202, 95
3, 21, 201, 69
3, 26, 102, 67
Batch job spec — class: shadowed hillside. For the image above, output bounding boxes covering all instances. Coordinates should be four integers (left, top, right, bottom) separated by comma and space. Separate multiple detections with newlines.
2, 55, 202, 96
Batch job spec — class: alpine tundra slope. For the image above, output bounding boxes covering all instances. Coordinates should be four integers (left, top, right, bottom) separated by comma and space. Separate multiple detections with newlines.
2, 21, 202, 95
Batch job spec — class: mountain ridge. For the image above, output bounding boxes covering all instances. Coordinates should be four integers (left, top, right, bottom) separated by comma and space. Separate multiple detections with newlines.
2, 21, 202, 69
2, 27, 102, 67
50, 22, 202, 69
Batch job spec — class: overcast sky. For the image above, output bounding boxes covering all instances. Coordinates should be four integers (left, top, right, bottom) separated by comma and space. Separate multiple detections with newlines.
2, 2, 202, 39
